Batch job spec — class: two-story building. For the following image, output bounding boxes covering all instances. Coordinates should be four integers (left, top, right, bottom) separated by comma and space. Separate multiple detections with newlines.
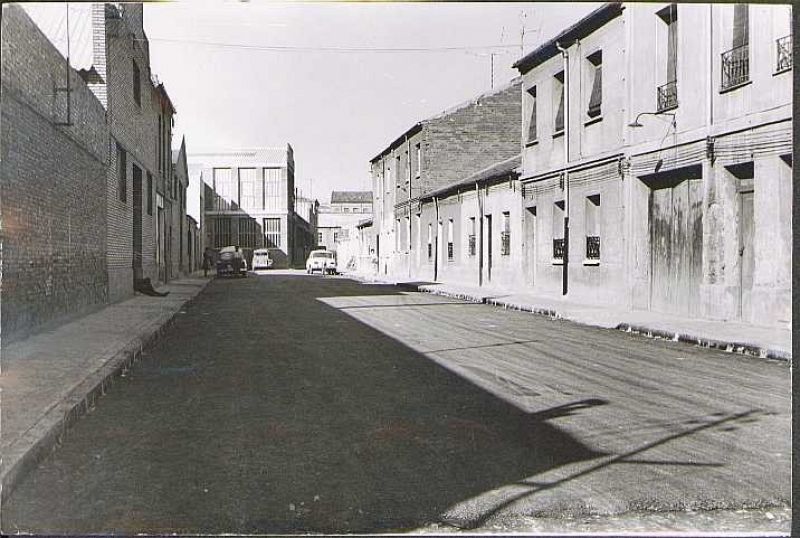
317, 191, 373, 268
190, 146, 316, 268
370, 78, 523, 277
513, 2, 792, 328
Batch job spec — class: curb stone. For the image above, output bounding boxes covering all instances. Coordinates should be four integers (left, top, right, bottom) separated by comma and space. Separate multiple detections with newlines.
349, 275, 790, 363
0, 279, 211, 504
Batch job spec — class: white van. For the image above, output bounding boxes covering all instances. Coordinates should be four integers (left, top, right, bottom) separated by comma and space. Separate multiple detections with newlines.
251, 248, 274, 270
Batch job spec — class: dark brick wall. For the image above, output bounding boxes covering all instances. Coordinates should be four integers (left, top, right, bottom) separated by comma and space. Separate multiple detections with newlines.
102, 2, 160, 300
421, 79, 522, 193
1, 5, 109, 341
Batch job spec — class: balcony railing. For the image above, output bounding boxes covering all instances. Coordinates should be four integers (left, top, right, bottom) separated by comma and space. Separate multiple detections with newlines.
776, 35, 792, 73
468, 235, 476, 256
586, 235, 601, 260
657, 80, 678, 112
553, 238, 565, 260
500, 232, 510, 256
721, 43, 749, 90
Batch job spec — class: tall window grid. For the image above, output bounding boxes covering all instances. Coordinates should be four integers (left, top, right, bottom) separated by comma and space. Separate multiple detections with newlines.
263, 218, 282, 248
500, 212, 511, 256
585, 194, 601, 260
468, 217, 477, 256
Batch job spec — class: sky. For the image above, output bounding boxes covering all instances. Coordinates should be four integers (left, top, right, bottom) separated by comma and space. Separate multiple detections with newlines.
143, 2, 600, 208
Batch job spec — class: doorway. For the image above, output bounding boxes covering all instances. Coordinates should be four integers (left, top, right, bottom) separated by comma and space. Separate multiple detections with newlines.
739, 190, 754, 320
646, 170, 703, 317
132, 164, 143, 282
485, 214, 493, 283
525, 206, 537, 286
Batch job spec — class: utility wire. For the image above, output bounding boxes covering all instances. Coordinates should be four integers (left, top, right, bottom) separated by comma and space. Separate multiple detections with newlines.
143, 36, 522, 54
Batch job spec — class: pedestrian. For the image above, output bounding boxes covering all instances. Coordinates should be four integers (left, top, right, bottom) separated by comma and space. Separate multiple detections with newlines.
202, 247, 212, 277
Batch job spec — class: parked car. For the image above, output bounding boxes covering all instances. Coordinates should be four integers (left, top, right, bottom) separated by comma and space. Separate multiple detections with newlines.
251, 248, 274, 270
216, 245, 247, 277
306, 249, 337, 275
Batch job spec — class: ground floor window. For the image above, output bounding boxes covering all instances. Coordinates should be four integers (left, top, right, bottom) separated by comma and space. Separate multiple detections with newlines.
427, 223, 433, 261
447, 218, 454, 261
553, 201, 565, 260
468, 216, 476, 256
585, 194, 601, 260
501, 211, 511, 256
264, 217, 281, 248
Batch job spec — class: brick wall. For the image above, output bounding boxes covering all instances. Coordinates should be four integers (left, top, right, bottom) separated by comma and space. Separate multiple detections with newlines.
1, 5, 109, 341
422, 79, 522, 193
102, 3, 159, 299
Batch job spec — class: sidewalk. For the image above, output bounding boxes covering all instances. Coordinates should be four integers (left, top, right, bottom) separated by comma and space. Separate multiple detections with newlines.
350, 273, 791, 361
0, 275, 211, 502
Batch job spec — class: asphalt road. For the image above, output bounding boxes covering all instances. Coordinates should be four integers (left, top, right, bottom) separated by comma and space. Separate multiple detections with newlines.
2, 271, 791, 533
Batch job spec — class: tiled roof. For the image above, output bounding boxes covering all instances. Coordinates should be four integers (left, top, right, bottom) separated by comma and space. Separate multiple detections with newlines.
513, 3, 624, 73
421, 154, 521, 200
331, 191, 373, 204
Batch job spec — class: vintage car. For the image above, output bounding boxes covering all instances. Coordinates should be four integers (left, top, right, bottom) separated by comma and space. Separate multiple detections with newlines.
306, 249, 337, 275
216, 246, 247, 277
251, 248, 274, 270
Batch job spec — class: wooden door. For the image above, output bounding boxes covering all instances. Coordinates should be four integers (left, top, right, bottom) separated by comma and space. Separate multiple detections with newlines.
739, 190, 754, 320
649, 178, 703, 317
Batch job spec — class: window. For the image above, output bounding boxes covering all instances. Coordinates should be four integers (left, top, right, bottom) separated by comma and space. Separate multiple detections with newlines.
427, 223, 433, 261
585, 194, 600, 261
415, 143, 422, 177
263, 217, 281, 248
447, 219, 454, 261
212, 217, 232, 247
132, 60, 140, 106
239, 218, 259, 248
213, 168, 236, 210
344, 207, 350, 213
554, 71, 565, 134
553, 201, 565, 260
501, 212, 511, 256
239, 168, 262, 210
721, 4, 749, 90
264, 168, 284, 212
404, 216, 410, 251
333, 231, 339, 243
468, 217, 476, 256
117, 143, 127, 203
146, 172, 153, 215
318, 232, 323, 245
776, 31, 792, 72
657, 5, 678, 111
586, 51, 602, 119
526, 86, 538, 143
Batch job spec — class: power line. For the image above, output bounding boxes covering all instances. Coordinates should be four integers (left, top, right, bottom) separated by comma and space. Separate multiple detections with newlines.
143, 36, 523, 54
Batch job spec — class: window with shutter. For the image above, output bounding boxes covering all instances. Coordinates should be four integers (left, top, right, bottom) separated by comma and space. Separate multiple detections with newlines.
526, 86, 538, 142
587, 50, 602, 118
554, 72, 565, 134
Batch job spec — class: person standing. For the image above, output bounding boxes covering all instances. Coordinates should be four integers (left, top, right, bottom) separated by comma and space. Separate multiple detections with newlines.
202, 247, 212, 277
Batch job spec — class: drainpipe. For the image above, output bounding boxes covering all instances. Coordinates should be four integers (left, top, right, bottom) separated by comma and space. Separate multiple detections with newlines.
556, 40, 570, 296
433, 196, 440, 281
477, 181, 483, 287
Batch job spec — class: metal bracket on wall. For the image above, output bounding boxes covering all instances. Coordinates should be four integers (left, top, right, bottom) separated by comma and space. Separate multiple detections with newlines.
705, 136, 716, 163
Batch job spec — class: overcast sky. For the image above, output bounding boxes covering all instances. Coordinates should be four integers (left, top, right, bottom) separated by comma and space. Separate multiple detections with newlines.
143, 2, 600, 206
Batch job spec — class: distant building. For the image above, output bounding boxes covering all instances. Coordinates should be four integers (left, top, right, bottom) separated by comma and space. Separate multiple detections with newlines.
189, 146, 316, 268
316, 191, 372, 270
171, 137, 190, 278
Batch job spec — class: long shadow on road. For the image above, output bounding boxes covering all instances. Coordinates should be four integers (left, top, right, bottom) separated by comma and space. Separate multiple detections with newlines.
5, 275, 611, 534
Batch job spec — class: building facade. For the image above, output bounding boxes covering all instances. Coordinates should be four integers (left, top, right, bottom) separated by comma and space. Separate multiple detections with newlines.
370, 78, 523, 277
190, 146, 315, 268
317, 191, 373, 270
170, 136, 190, 278
359, 2, 792, 332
